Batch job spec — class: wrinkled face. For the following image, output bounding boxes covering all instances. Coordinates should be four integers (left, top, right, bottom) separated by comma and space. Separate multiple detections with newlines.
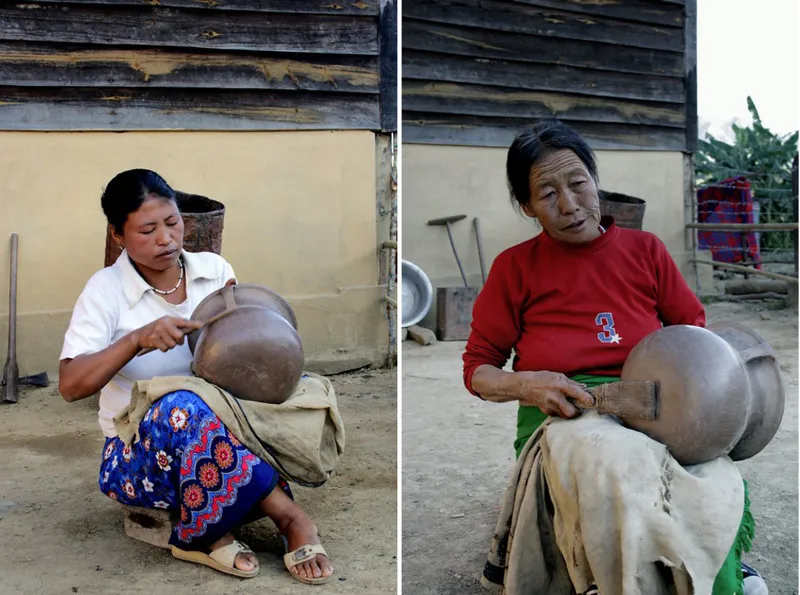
112, 194, 184, 271
522, 149, 602, 244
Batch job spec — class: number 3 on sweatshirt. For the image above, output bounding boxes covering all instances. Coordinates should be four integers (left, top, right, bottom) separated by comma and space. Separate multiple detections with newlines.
596, 312, 622, 344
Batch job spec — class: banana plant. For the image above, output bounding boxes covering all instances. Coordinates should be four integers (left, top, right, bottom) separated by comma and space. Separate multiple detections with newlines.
696, 97, 798, 252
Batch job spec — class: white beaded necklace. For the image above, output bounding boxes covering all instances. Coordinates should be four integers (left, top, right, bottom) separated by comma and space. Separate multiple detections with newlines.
152, 259, 184, 295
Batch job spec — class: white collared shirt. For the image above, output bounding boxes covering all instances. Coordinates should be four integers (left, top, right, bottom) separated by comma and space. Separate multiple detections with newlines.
60, 250, 235, 437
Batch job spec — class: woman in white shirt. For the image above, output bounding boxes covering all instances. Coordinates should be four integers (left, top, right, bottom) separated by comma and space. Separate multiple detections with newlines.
59, 169, 333, 584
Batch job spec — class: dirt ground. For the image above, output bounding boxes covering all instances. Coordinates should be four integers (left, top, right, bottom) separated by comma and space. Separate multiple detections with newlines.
0, 369, 397, 594
402, 302, 799, 595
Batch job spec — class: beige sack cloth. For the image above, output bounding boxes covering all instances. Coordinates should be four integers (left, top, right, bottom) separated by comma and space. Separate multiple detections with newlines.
113, 373, 345, 487
484, 412, 743, 595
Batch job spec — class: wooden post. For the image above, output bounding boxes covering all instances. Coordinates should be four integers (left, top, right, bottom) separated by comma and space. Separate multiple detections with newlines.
793, 154, 798, 275
378, 0, 397, 133
683, 0, 698, 154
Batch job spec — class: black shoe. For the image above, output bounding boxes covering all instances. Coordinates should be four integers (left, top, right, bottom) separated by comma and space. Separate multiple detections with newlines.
742, 563, 768, 595
582, 587, 599, 595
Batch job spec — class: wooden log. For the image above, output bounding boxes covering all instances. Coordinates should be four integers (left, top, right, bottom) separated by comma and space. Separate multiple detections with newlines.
403, 50, 685, 104
725, 279, 788, 295
28, 0, 380, 15
720, 292, 788, 302
0, 43, 379, 92
403, 0, 684, 52
407, 325, 436, 346
402, 81, 686, 128
401, 20, 684, 77
0, 86, 380, 131
0, 6, 378, 55
691, 259, 799, 284
686, 223, 799, 231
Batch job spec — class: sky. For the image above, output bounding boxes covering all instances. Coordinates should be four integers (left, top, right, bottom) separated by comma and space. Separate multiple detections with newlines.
697, 0, 799, 141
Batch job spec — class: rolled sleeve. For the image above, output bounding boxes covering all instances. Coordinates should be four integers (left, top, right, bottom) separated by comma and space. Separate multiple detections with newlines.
60, 272, 118, 361
463, 251, 523, 395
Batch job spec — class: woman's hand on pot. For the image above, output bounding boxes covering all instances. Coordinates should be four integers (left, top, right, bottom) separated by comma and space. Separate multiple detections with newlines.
515, 371, 594, 418
133, 316, 204, 352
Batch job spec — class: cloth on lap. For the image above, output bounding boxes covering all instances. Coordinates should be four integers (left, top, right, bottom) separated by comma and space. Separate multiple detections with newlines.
484, 412, 743, 595
113, 373, 345, 487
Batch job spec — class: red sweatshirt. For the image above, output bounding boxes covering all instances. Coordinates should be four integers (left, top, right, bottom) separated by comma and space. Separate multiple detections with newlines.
463, 217, 705, 395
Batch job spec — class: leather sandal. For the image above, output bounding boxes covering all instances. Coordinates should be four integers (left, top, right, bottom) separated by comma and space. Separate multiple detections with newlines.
171, 540, 259, 579
282, 538, 333, 585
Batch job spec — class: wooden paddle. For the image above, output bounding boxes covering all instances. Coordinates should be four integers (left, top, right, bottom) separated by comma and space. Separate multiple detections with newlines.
572, 380, 660, 421
135, 307, 237, 358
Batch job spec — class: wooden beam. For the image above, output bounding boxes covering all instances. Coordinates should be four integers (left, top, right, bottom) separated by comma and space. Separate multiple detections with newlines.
403, 0, 684, 52
0, 43, 378, 93
0, 87, 380, 131
403, 81, 686, 128
683, 0, 697, 152
378, 0, 397, 131
29, 0, 379, 15
691, 260, 799, 284
506, 0, 684, 27
402, 114, 686, 150
0, 5, 378, 55
402, 20, 684, 77
403, 50, 685, 104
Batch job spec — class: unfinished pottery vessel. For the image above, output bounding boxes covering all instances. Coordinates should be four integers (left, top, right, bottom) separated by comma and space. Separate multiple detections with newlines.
188, 284, 304, 405
619, 324, 784, 465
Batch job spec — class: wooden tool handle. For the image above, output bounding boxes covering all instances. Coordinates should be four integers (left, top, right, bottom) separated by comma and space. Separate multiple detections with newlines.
7, 233, 17, 358
570, 380, 660, 421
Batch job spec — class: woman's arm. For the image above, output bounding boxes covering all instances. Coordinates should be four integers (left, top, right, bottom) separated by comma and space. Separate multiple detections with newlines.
471, 364, 593, 417
463, 249, 592, 417
652, 238, 706, 327
59, 316, 202, 402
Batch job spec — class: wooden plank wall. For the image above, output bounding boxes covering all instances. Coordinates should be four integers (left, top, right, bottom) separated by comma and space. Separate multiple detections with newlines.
402, 0, 696, 150
0, 0, 397, 131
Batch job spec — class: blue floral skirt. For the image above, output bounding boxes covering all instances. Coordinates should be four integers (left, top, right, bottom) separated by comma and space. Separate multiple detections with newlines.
99, 390, 291, 550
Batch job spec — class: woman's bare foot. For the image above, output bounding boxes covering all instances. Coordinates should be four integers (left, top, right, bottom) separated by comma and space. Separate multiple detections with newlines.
209, 532, 258, 573
258, 488, 334, 581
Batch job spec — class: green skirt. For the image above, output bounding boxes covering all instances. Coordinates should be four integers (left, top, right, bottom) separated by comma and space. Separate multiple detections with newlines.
515, 374, 754, 595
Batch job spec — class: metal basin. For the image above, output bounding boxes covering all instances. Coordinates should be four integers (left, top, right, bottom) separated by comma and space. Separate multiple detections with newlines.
402, 260, 433, 328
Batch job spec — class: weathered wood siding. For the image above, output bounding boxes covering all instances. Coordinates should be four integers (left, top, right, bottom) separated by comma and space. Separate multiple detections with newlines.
402, 0, 697, 151
0, 0, 397, 131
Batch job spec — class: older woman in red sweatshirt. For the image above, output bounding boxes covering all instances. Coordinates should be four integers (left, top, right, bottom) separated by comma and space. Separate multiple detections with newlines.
463, 120, 763, 595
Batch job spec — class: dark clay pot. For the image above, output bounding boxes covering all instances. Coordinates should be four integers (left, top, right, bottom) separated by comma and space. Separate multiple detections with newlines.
619, 324, 784, 465
188, 284, 304, 405
708, 321, 785, 461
